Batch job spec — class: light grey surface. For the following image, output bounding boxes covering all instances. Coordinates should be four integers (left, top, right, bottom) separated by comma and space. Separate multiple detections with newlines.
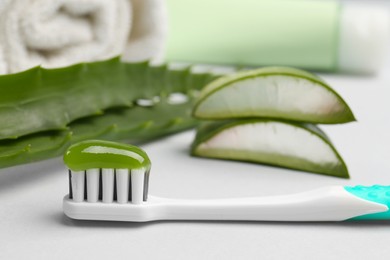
1, 66, 390, 260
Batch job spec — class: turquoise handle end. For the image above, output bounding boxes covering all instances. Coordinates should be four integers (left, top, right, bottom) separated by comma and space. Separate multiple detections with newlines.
345, 185, 390, 220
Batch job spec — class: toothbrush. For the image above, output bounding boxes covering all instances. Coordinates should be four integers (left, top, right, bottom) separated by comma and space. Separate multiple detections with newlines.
63, 140, 390, 222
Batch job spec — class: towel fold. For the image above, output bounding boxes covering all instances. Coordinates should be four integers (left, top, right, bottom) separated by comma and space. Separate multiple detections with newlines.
0, 0, 166, 74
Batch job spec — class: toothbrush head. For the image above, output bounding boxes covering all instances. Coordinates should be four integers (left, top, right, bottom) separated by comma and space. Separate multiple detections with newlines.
64, 140, 151, 205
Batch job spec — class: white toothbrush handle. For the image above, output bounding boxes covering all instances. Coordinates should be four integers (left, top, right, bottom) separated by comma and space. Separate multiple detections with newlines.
63, 185, 390, 222
154, 186, 389, 222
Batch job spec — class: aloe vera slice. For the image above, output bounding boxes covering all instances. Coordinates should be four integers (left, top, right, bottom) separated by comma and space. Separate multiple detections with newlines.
0, 58, 220, 140
191, 120, 349, 178
192, 67, 355, 124
0, 98, 197, 169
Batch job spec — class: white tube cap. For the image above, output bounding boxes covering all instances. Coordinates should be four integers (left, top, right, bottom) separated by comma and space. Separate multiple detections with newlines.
339, 4, 390, 74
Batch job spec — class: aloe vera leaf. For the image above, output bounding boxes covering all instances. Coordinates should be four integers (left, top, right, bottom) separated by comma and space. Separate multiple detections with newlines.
191, 119, 349, 178
70, 98, 197, 142
0, 130, 72, 168
192, 67, 356, 124
0, 58, 219, 140
0, 99, 197, 169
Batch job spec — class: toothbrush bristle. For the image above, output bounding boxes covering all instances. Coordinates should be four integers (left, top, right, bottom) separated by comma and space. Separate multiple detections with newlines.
68, 168, 149, 204
86, 169, 99, 202
68, 170, 73, 200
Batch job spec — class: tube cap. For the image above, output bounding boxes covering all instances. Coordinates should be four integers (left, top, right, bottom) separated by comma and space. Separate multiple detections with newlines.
338, 4, 390, 74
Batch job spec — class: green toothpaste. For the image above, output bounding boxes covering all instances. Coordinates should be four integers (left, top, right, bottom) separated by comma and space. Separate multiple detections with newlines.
64, 140, 151, 171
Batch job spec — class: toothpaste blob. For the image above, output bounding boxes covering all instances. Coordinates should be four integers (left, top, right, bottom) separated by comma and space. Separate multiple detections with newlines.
64, 140, 151, 172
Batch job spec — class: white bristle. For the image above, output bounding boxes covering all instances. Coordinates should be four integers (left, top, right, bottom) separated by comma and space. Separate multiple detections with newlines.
131, 168, 145, 204
86, 169, 99, 202
102, 168, 114, 203
116, 169, 129, 204
71, 171, 85, 202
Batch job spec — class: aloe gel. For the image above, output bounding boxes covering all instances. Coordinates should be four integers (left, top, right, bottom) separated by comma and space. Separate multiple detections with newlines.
192, 67, 355, 124
191, 120, 349, 178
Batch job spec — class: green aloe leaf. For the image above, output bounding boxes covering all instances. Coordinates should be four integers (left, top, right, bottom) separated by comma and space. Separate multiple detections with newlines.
191, 119, 349, 178
192, 67, 355, 124
0, 99, 198, 169
0, 58, 217, 140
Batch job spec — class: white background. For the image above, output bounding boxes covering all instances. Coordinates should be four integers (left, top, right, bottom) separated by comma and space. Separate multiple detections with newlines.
1, 1, 390, 260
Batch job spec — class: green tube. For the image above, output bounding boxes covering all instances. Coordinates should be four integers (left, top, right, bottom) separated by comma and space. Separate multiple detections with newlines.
165, 0, 340, 71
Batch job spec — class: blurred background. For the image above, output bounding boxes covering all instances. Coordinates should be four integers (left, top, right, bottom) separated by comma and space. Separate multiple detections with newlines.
0, 0, 388, 75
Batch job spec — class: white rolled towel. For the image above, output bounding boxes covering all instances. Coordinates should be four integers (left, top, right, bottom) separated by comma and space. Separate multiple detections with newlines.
0, 0, 167, 74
